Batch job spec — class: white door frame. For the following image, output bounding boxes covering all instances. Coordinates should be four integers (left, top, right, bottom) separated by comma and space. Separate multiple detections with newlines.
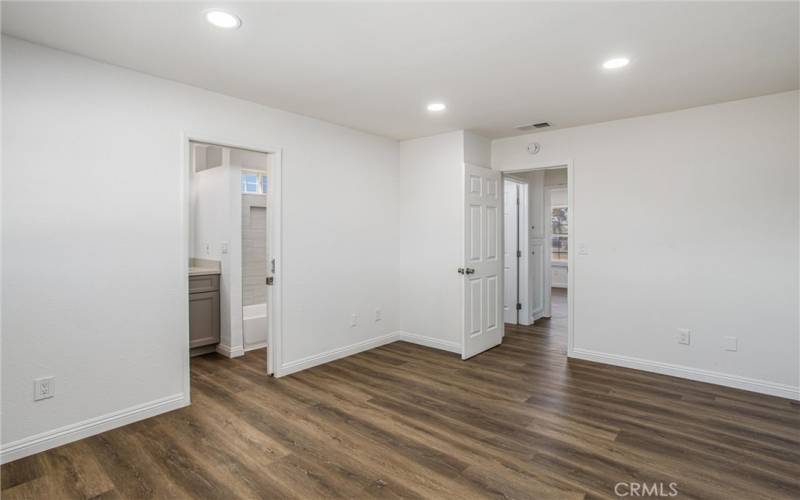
181, 133, 284, 393
501, 161, 574, 357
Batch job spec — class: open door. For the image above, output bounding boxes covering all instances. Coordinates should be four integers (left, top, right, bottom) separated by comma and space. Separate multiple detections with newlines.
462, 164, 504, 359
528, 170, 546, 322
503, 180, 519, 324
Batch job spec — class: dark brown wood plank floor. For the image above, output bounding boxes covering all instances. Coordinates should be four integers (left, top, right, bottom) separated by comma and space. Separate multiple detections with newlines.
3, 289, 799, 499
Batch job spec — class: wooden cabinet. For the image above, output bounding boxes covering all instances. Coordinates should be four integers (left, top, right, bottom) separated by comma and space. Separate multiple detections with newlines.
189, 275, 220, 349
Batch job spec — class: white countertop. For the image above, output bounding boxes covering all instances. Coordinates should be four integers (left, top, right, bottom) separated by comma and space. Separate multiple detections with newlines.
189, 267, 221, 276
189, 258, 221, 276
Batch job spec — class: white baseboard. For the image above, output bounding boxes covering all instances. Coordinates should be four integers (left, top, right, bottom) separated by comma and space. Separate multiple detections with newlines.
216, 343, 245, 358
277, 332, 399, 377
244, 342, 268, 352
276, 331, 462, 377
570, 348, 800, 401
395, 331, 462, 354
0, 393, 188, 464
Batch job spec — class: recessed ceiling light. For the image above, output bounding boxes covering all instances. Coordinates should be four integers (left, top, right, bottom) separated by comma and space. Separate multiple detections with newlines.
427, 102, 446, 112
206, 10, 241, 29
602, 57, 630, 69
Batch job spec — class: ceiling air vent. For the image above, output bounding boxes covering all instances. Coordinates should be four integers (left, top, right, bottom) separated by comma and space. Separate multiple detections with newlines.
516, 121, 552, 131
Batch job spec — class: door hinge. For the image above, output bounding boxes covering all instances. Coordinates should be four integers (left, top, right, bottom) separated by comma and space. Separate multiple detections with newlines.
516, 197, 520, 205
516, 303, 522, 311
517, 250, 522, 258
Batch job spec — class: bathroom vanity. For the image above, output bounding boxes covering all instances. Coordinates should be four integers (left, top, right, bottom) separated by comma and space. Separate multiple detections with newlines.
189, 260, 221, 356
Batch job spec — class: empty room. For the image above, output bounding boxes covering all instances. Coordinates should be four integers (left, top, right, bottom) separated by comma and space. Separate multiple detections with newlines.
1, 2, 798, 499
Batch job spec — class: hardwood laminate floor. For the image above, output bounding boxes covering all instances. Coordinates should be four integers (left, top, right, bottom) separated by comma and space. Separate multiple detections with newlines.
3, 290, 799, 499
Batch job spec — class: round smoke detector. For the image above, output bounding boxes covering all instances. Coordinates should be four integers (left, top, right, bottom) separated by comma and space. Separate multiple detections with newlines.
527, 142, 541, 155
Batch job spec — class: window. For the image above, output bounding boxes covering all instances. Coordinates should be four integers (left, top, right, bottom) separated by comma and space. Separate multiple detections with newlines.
241, 170, 268, 195
551, 206, 568, 262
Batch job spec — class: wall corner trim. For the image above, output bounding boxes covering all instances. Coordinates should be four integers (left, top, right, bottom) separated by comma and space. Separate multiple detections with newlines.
0, 393, 188, 465
216, 344, 245, 358
570, 348, 800, 401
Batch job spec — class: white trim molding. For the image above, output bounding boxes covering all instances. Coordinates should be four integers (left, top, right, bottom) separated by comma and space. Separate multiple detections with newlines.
0, 393, 188, 465
277, 332, 400, 377
244, 342, 268, 352
571, 348, 800, 401
277, 331, 462, 377
216, 343, 245, 358
396, 332, 462, 354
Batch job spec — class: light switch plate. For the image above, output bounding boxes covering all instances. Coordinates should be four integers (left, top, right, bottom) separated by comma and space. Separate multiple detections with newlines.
724, 336, 738, 351
677, 329, 691, 345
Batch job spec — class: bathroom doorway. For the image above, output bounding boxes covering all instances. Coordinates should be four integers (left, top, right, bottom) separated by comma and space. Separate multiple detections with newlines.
185, 137, 282, 382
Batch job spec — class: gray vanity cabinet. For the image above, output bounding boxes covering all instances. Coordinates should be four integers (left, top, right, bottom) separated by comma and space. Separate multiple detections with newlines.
189, 274, 220, 349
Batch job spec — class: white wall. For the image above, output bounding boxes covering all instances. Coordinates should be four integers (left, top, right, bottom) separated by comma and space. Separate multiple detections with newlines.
463, 131, 492, 168
396, 131, 465, 351
1, 37, 402, 455
493, 91, 800, 397
396, 130, 493, 351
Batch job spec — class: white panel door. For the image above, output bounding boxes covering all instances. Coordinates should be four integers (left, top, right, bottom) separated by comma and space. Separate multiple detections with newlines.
503, 181, 518, 324
463, 164, 504, 359
528, 171, 546, 321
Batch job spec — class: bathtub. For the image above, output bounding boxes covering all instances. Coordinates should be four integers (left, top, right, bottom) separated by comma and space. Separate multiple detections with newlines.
242, 303, 268, 351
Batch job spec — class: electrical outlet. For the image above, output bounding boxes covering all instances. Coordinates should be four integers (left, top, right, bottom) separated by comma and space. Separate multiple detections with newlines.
724, 336, 738, 351
34, 376, 55, 401
350, 314, 358, 327
220, 241, 229, 254
375, 309, 382, 322
677, 329, 691, 345
204, 242, 211, 256
578, 243, 589, 255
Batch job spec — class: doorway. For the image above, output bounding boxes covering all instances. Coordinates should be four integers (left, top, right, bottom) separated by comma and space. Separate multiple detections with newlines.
460, 162, 573, 360
183, 136, 283, 391
501, 165, 571, 348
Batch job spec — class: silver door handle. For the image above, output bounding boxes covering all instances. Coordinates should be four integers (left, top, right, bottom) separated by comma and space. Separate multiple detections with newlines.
465, 268, 475, 275
457, 268, 465, 275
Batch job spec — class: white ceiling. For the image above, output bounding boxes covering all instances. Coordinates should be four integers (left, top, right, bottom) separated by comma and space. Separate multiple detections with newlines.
3, 2, 798, 140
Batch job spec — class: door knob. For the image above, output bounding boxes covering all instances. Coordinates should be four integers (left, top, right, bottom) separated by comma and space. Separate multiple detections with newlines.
457, 268, 465, 275
465, 268, 476, 275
